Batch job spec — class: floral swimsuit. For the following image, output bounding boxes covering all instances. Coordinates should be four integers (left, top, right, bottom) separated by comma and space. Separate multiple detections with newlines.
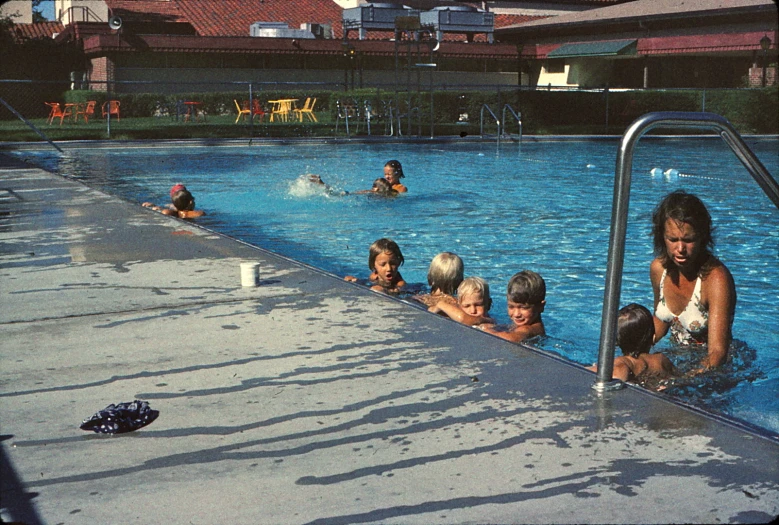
655, 269, 708, 345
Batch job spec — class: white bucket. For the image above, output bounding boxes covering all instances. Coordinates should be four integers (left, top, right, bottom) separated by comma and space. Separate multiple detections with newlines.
240, 262, 260, 287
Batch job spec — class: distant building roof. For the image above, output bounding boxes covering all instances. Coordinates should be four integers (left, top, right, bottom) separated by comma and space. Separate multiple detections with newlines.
6, 21, 64, 44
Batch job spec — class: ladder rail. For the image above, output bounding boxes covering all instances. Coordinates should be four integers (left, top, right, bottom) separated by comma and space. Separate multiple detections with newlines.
501, 104, 522, 141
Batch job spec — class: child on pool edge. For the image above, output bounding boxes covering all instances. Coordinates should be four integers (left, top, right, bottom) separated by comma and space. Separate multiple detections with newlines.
143, 183, 205, 219
587, 303, 674, 385
344, 238, 406, 293
480, 270, 546, 343
414, 252, 464, 308
384, 160, 407, 193
430, 276, 495, 326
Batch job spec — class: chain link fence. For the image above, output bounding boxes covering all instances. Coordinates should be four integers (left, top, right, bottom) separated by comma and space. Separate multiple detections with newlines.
1, 79, 776, 143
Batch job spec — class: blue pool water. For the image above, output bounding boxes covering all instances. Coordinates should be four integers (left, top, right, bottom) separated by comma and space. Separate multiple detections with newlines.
13, 137, 779, 434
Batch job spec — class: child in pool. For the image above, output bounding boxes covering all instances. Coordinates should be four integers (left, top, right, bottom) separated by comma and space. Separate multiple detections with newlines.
352, 178, 398, 196
143, 183, 205, 219
480, 270, 546, 343
429, 276, 495, 326
587, 303, 675, 384
414, 252, 463, 308
344, 238, 406, 293
383, 160, 407, 193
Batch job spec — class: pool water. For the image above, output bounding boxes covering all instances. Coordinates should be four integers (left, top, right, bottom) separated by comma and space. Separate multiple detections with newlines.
14, 137, 779, 435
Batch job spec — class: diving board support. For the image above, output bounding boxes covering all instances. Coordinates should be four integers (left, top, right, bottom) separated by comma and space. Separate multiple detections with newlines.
594, 111, 779, 392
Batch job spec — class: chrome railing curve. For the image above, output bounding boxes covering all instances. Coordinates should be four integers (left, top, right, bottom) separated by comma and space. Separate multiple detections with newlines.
593, 111, 779, 392
480, 104, 500, 145
501, 104, 522, 142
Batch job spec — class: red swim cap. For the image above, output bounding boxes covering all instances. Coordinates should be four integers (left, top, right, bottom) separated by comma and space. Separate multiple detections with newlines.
170, 184, 186, 197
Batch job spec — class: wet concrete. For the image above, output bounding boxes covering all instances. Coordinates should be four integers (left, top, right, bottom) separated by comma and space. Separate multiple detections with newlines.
1, 158, 777, 524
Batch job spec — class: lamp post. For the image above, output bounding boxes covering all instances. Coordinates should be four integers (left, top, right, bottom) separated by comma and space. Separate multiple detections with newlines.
341, 40, 355, 91
760, 34, 771, 87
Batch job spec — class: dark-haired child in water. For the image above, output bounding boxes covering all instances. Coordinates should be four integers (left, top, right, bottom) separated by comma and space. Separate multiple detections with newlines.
143, 183, 205, 219
384, 160, 407, 193
480, 270, 546, 343
344, 238, 406, 293
353, 178, 398, 196
430, 276, 495, 326
414, 252, 463, 308
588, 303, 674, 384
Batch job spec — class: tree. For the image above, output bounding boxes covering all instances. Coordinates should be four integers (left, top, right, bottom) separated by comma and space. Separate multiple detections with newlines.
32, 0, 48, 23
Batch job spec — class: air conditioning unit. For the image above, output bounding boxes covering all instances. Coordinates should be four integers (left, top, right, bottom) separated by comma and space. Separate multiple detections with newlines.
301, 23, 333, 39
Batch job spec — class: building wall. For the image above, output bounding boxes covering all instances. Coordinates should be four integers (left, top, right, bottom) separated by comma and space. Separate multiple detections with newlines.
0, 0, 33, 23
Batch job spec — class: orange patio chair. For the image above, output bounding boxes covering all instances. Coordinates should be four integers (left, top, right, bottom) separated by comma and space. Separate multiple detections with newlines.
102, 100, 120, 120
234, 99, 250, 123
75, 100, 96, 123
251, 99, 266, 122
45, 102, 72, 125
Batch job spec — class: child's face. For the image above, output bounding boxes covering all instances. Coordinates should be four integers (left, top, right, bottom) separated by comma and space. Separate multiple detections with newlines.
459, 292, 489, 317
507, 299, 545, 327
373, 251, 401, 283
384, 166, 400, 185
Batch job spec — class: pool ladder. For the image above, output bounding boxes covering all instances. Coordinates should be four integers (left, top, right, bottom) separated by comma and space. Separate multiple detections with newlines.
480, 104, 522, 143
593, 111, 779, 392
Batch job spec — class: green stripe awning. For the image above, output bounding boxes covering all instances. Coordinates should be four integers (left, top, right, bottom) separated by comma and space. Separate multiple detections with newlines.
547, 40, 637, 58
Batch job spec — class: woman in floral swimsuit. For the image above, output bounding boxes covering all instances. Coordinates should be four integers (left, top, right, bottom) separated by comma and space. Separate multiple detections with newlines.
650, 191, 736, 373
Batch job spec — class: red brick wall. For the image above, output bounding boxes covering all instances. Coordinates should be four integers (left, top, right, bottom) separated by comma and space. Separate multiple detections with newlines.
90, 56, 114, 91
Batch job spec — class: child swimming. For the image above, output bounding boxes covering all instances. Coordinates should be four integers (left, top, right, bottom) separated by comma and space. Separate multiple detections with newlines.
383, 160, 407, 193
414, 252, 463, 308
588, 303, 674, 385
480, 270, 546, 343
352, 178, 398, 196
429, 276, 495, 326
344, 238, 406, 293
142, 183, 205, 219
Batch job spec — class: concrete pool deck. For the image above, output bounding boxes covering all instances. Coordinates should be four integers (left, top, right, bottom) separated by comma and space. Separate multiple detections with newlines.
1, 156, 777, 524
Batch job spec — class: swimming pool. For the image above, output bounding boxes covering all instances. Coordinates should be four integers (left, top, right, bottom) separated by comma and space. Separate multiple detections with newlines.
11, 137, 778, 434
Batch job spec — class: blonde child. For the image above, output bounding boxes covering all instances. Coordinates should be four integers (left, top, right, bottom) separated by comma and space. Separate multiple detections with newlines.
414, 252, 464, 308
480, 270, 546, 343
430, 276, 495, 326
588, 303, 674, 384
344, 238, 406, 293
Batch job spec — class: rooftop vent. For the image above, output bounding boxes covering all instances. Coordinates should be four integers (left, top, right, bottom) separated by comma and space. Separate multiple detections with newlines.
419, 6, 494, 43
300, 23, 333, 39
342, 3, 420, 40
250, 21, 315, 39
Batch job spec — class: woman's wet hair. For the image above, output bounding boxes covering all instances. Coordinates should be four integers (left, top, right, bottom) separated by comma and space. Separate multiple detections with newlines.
171, 189, 195, 211
427, 252, 464, 295
368, 238, 404, 270
384, 160, 404, 178
617, 303, 655, 358
506, 270, 545, 304
652, 190, 714, 267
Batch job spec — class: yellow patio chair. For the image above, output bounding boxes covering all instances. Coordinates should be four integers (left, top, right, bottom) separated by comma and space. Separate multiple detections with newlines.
234, 99, 250, 123
295, 97, 318, 122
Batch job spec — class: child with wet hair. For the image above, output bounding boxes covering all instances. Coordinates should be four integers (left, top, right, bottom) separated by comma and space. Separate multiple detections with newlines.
344, 238, 406, 293
588, 303, 674, 384
429, 276, 495, 326
383, 160, 407, 193
142, 183, 205, 219
480, 270, 546, 342
414, 252, 464, 308
353, 178, 398, 196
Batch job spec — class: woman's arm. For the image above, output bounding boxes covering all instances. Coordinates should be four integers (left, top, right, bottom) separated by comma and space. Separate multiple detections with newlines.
650, 258, 670, 343
700, 265, 736, 369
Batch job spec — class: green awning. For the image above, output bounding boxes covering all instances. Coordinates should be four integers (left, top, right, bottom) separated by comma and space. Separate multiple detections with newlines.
547, 40, 637, 58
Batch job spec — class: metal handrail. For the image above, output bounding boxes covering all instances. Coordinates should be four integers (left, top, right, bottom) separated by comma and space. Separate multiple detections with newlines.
0, 97, 63, 153
480, 104, 500, 144
501, 104, 522, 141
593, 111, 779, 392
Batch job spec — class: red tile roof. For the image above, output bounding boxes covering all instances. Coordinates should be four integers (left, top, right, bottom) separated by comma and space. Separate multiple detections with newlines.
8, 21, 65, 43
106, 0, 188, 23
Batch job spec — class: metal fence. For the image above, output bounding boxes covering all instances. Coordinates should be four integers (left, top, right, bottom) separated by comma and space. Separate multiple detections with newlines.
1, 79, 775, 143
